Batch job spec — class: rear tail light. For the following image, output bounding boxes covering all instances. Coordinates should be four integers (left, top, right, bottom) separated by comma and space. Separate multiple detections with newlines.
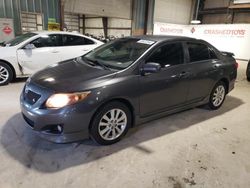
235, 61, 239, 69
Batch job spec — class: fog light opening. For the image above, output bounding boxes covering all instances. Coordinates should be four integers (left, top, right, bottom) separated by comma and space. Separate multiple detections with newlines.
57, 125, 63, 133
42, 124, 64, 134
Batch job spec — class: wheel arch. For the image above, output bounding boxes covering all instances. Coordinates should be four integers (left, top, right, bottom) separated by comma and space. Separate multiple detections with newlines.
88, 98, 135, 131
0, 59, 16, 80
219, 77, 229, 94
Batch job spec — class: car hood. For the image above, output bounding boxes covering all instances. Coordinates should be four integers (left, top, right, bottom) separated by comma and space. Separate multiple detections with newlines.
30, 58, 116, 92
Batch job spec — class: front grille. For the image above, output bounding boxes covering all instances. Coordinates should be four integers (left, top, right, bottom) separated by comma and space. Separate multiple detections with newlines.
22, 113, 34, 128
24, 89, 41, 105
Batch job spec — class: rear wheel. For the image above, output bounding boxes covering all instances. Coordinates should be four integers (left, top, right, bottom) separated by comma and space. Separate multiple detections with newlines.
208, 81, 226, 110
247, 61, 250, 82
0, 62, 13, 86
90, 101, 132, 145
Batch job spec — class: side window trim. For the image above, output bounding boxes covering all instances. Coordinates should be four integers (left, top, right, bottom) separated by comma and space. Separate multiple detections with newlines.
83, 37, 96, 45
26, 34, 62, 48
208, 47, 219, 60
62, 34, 95, 46
144, 41, 186, 68
48, 34, 63, 47
20, 35, 40, 49
186, 41, 212, 63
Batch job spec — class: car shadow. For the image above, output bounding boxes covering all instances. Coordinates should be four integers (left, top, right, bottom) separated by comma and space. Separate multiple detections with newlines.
0, 96, 243, 173
12, 77, 28, 83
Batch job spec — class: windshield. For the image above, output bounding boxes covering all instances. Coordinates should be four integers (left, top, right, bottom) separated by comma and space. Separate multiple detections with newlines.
83, 38, 155, 70
4, 33, 37, 47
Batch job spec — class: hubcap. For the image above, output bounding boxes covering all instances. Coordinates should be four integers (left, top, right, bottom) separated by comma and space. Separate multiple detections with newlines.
212, 85, 225, 107
98, 109, 127, 141
0, 66, 9, 84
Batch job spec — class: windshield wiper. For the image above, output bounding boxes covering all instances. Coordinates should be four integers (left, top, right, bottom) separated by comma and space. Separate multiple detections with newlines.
83, 57, 109, 70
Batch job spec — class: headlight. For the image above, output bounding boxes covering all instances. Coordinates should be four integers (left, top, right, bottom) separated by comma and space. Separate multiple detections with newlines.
26, 77, 31, 84
45, 91, 91, 109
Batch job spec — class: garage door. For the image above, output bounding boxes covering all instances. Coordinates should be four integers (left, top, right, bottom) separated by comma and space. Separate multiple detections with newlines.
64, 13, 83, 32
64, 0, 132, 19
21, 12, 43, 33
85, 16, 131, 38
154, 0, 193, 24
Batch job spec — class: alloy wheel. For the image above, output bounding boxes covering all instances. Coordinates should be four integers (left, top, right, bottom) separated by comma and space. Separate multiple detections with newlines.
212, 85, 225, 107
98, 108, 127, 141
0, 65, 9, 84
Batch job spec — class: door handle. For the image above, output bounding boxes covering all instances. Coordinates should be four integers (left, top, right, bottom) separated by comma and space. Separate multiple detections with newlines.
51, 50, 59, 53
213, 64, 219, 69
179, 71, 190, 78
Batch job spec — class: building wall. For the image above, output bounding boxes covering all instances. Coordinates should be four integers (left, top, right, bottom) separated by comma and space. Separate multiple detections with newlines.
64, 0, 132, 19
64, 0, 132, 38
0, 0, 60, 35
234, 12, 250, 23
204, 0, 230, 9
107, 18, 131, 37
201, 0, 250, 24
202, 14, 232, 24
154, 0, 193, 24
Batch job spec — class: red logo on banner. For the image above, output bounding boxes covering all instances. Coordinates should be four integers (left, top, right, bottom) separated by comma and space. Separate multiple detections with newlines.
191, 27, 195, 34
2, 26, 12, 35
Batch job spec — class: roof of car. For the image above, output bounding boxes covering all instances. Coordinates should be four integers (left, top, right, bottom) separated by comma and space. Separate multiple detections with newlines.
32, 31, 85, 36
31, 31, 103, 43
130, 35, 197, 42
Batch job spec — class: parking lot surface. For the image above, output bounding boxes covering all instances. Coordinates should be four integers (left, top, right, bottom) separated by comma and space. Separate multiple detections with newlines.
0, 61, 249, 188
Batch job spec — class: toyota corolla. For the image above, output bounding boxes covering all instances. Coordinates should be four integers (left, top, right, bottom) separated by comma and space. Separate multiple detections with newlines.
20, 35, 237, 145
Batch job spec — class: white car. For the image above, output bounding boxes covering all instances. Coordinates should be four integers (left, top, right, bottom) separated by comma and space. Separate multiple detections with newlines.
0, 31, 103, 85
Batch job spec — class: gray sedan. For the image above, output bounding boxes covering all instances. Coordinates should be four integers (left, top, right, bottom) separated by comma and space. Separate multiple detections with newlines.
247, 60, 250, 81
20, 35, 237, 145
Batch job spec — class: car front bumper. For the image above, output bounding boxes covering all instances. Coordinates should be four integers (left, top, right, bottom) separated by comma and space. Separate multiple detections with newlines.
20, 82, 95, 143
21, 107, 90, 143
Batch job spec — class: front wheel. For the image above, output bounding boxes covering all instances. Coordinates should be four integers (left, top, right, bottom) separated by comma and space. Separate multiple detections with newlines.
0, 62, 13, 86
208, 81, 226, 110
90, 101, 132, 145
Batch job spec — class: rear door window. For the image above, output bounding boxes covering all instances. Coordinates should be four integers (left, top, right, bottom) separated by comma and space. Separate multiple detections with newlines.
62, 35, 95, 46
187, 43, 210, 62
147, 42, 184, 68
31, 34, 62, 48
187, 42, 218, 62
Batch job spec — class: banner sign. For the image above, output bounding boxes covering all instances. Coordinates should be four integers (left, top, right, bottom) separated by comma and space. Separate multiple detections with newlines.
234, 0, 250, 4
154, 22, 250, 60
0, 18, 15, 43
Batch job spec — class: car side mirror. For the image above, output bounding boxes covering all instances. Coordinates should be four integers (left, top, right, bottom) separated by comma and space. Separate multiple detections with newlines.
24, 43, 36, 50
141, 62, 161, 75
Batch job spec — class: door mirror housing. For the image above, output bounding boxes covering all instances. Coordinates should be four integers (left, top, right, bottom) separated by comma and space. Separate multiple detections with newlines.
141, 62, 161, 75
24, 43, 36, 50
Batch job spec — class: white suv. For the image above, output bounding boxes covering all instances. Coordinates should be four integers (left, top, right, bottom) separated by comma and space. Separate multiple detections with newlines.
0, 31, 103, 85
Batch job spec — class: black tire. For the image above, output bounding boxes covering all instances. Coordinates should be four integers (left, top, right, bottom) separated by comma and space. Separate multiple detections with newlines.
90, 101, 132, 145
247, 61, 250, 82
208, 81, 227, 110
0, 62, 13, 86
